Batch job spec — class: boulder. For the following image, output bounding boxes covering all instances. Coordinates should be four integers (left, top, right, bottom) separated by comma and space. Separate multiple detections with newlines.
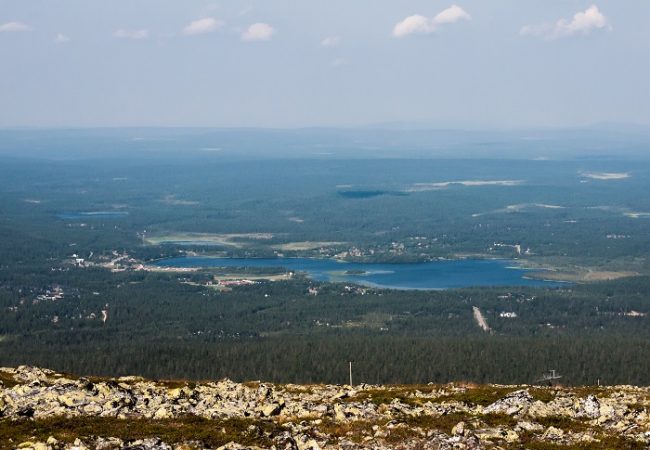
483, 389, 533, 416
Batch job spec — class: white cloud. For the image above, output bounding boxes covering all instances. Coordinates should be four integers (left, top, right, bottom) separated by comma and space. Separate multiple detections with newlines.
331, 58, 346, 67
393, 15, 434, 38
114, 29, 149, 40
433, 5, 471, 26
321, 36, 341, 47
241, 23, 275, 42
182, 17, 222, 35
55, 33, 70, 43
0, 21, 31, 33
393, 5, 470, 38
521, 5, 610, 40
237, 7, 254, 17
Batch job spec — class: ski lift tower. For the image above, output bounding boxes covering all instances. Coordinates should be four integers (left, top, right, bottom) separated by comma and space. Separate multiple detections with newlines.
536, 369, 562, 386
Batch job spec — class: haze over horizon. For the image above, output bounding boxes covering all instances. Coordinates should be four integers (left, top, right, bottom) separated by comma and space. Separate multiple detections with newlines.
1, 0, 649, 129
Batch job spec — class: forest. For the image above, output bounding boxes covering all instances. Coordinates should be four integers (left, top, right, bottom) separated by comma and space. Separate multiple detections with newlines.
1, 131, 650, 385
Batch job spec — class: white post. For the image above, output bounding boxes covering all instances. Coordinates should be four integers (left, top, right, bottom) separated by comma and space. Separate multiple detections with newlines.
349, 361, 353, 387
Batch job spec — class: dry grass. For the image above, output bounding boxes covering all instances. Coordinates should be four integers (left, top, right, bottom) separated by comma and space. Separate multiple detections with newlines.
0, 416, 281, 450
435, 386, 518, 406
0, 371, 19, 388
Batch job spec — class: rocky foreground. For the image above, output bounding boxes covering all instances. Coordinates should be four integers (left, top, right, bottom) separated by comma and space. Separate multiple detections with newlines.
2, 367, 650, 449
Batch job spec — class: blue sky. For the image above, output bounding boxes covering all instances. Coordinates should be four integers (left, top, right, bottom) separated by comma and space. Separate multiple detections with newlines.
1, 1, 649, 128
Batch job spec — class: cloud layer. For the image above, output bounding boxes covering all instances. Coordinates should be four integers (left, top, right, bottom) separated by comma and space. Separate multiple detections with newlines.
241, 23, 275, 42
55, 33, 70, 43
321, 36, 340, 47
182, 17, 222, 35
0, 21, 30, 33
521, 5, 610, 40
393, 5, 470, 38
113, 29, 149, 39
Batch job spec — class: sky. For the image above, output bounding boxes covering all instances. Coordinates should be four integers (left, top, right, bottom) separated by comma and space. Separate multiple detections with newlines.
1, 0, 649, 128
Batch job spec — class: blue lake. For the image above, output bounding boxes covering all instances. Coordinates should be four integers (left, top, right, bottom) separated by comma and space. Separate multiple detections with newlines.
154, 257, 563, 290
57, 211, 129, 220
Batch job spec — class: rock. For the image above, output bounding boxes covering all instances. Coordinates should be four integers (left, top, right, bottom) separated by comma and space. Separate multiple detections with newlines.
260, 402, 283, 417
452, 421, 466, 436
504, 429, 519, 443
94, 437, 125, 450
83, 403, 103, 415
17, 442, 48, 450
542, 426, 565, 440
333, 403, 346, 421
516, 420, 544, 432
483, 389, 533, 416
4, 366, 650, 449
582, 395, 600, 419
72, 438, 90, 450
295, 434, 322, 450
153, 407, 172, 419
475, 427, 509, 442
374, 427, 389, 438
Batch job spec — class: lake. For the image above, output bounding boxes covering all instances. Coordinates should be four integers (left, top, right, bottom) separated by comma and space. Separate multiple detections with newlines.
154, 257, 563, 290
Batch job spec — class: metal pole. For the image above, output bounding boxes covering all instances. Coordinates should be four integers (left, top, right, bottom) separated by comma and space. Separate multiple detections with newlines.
349, 361, 352, 387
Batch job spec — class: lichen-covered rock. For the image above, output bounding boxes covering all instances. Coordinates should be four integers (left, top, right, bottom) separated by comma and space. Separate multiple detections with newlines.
2, 367, 650, 450
483, 389, 532, 416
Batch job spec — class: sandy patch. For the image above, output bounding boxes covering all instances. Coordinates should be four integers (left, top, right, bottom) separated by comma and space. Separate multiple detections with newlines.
473, 203, 564, 217
529, 269, 638, 282
146, 232, 274, 247
215, 273, 293, 282
472, 306, 491, 333
144, 266, 200, 273
624, 212, 650, 219
406, 180, 523, 193
580, 171, 630, 180
160, 195, 199, 206
273, 241, 346, 251
583, 271, 639, 281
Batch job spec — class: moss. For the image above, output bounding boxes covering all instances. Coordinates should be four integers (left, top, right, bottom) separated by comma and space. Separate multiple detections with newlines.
625, 403, 647, 412
435, 386, 518, 407
318, 413, 472, 445
155, 379, 198, 390
528, 388, 558, 403
0, 416, 281, 450
318, 418, 380, 444
400, 412, 469, 433
0, 371, 19, 388
511, 433, 647, 450
535, 415, 592, 434
344, 385, 442, 406
481, 413, 519, 428
282, 385, 316, 395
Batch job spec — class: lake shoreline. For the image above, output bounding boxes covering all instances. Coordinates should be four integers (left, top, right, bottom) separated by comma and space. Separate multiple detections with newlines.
152, 256, 564, 290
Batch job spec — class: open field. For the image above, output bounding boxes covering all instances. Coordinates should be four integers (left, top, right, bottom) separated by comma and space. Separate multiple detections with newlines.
272, 241, 347, 251
159, 195, 199, 206
580, 171, 630, 180
145, 232, 274, 248
211, 272, 294, 282
517, 257, 646, 282
529, 270, 639, 282
404, 179, 524, 192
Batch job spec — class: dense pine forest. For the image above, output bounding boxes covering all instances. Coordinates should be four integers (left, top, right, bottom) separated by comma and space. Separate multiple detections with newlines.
2, 131, 650, 385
